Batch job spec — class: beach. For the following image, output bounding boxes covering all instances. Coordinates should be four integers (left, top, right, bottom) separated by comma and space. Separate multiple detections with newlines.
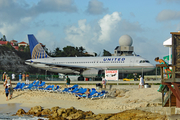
0, 84, 178, 119
0, 85, 162, 112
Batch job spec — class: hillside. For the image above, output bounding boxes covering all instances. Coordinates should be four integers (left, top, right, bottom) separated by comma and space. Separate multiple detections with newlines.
0, 46, 40, 74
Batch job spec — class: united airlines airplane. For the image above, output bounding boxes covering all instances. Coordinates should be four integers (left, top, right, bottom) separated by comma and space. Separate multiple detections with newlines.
25, 34, 155, 77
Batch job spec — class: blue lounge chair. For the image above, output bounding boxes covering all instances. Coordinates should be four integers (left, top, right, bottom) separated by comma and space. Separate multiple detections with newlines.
17, 83, 25, 91
31, 81, 40, 90
48, 85, 60, 93
74, 88, 87, 95
67, 87, 79, 94
44, 85, 54, 92
24, 83, 34, 90
91, 90, 108, 99
76, 88, 97, 99
68, 84, 78, 90
39, 85, 52, 91
13, 82, 21, 91
34, 82, 46, 90
60, 88, 70, 93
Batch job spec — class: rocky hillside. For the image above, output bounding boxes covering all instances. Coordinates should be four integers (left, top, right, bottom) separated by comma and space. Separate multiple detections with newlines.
0, 46, 39, 74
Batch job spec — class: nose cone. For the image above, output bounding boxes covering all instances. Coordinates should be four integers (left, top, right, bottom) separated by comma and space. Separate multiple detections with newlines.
25, 59, 32, 65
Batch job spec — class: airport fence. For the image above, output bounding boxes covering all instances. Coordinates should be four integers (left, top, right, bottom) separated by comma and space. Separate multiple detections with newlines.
0, 74, 84, 81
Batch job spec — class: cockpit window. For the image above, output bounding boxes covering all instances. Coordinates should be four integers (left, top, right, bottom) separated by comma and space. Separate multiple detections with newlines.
139, 60, 150, 63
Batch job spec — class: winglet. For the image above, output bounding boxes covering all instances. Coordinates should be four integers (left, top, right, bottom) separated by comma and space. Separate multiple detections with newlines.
27, 34, 49, 59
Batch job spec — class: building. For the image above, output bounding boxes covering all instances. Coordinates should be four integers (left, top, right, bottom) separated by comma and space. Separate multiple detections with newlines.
0, 41, 8, 45
18, 41, 28, 47
10, 40, 18, 46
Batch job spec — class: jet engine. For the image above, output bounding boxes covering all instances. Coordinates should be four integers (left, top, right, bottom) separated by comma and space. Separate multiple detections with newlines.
82, 68, 103, 78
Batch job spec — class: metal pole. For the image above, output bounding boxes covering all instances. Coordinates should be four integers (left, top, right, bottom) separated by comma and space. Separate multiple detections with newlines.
156, 67, 157, 81
169, 47, 171, 64
45, 70, 47, 80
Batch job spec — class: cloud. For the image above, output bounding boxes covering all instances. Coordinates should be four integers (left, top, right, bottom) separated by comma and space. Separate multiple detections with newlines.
32, 0, 77, 14
0, 17, 32, 40
0, 0, 77, 24
86, 0, 108, 15
98, 12, 121, 42
0, 0, 77, 41
36, 29, 57, 51
64, 19, 94, 51
64, 12, 144, 53
0, 0, 29, 23
156, 10, 180, 21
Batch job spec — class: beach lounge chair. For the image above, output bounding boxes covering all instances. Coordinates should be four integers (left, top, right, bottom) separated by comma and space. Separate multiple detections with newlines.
68, 84, 78, 90
74, 88, 87, 95
17, 83, 25, 91
31, 81, 40, 90
60, 88, 70, 94
44, 85, 54, 92
59, 84, 79, 94
34, 82, 46, 90
39, 85, 52, 91
48, 85, 60, 93
75, 88, 97, 99
24, 83, 34, 90
13, 82, 21, 91
91, 90, 108, 99
67, 87, 79, 94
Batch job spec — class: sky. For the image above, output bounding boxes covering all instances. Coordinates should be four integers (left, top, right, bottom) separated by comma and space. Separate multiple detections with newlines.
0, 0, 180, 65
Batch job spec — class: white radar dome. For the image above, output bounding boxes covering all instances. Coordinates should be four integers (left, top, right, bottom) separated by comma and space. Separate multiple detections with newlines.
119, 35, 133, 46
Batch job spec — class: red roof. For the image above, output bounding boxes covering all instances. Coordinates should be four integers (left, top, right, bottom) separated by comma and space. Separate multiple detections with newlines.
10, 40, 17, 43
18, 41, 27, 44
0, 41, 8, 45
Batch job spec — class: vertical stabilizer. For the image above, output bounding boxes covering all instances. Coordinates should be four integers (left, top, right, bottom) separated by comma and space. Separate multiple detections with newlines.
27, 34, 49, 59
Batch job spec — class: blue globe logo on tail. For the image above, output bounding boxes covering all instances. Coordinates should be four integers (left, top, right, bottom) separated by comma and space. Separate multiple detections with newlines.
32, 44, 49, 59
28, 34, 49, 59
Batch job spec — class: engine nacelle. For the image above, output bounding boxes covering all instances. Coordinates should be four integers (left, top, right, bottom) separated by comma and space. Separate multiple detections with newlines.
82, 69, 102, 78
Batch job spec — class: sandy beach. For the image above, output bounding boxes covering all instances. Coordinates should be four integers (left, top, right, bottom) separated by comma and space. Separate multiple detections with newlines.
0, 84, 164, 114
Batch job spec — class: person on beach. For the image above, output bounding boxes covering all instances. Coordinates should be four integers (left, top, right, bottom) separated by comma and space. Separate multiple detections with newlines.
138, 75, 144, 89
4, 86, 10, 101
33, 78, 39, 85
26, 74, 29, 84
102, 77, 107, 89
39, 79, 42, 85
4, 77, 11, 87
9, 85, 14, 99
66, 76, 70, 87
76, 88, 90, 99
2, 72, 6, 82
48, 85, 57, 90
19, 73, 22, 81
22, 73, 25, 81
155, 57, 172, 78
12, 73, 15, 81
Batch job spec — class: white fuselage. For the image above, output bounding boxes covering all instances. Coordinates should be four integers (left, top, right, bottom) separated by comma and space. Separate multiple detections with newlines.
25, 56, 155, 74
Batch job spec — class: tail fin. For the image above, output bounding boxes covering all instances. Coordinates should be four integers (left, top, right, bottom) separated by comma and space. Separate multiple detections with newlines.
27, 34, 49, 59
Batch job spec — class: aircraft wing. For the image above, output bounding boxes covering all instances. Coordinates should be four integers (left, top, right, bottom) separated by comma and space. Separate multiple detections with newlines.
40, 62, 87, 70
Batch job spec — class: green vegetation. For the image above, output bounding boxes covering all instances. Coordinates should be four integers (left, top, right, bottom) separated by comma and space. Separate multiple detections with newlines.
103, 49, 112, 56
48, 46, 97, 57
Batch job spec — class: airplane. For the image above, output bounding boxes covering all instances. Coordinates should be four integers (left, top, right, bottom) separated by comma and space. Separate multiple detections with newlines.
25, 34, 155, 78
